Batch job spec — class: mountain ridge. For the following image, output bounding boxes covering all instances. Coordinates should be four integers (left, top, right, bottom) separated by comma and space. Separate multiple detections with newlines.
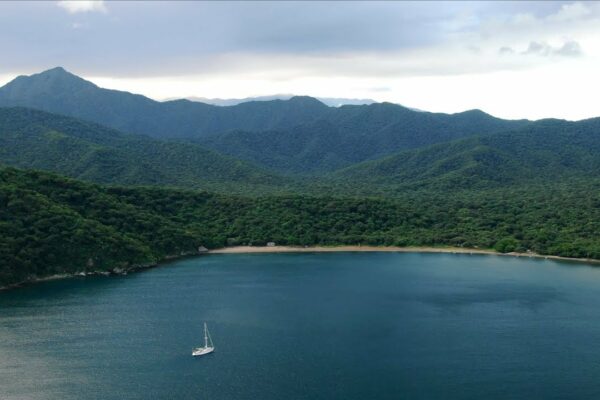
0, 67, 528, 140
0, 67, 331, 138
3, 67, 597, 193
203, 102, 530, 173
166, 94, 378, 107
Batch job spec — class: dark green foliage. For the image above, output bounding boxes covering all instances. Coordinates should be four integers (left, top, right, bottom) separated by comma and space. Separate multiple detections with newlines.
3, 167, 600, 287
494, 238, 520, 253
0, 107, 286, 193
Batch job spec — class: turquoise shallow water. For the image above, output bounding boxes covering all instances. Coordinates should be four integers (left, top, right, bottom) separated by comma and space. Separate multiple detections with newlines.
2, 252, 600, 399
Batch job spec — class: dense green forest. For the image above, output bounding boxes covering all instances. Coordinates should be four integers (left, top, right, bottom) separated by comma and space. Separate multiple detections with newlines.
202, 106, 528, 174
3, 107, 600, 197
2, 167, 600, 288
0, 107, 288, 194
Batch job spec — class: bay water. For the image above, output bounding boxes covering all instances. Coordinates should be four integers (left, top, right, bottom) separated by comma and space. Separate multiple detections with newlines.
2, 252, 600, 399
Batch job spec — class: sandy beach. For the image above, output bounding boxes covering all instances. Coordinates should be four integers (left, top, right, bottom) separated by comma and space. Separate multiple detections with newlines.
208, 245, 496, 254
209, 245, 600, 265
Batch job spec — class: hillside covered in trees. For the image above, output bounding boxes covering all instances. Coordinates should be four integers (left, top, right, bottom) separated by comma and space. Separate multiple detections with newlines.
2, 167, 600, 288
202, 106, 529, 174
0, 107, 286, 194
334, 118, 600, 189
3, 106, 600, 196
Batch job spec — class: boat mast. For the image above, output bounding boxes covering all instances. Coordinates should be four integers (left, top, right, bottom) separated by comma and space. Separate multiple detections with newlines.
204, 322, 208, 348
207, 326, 213, 348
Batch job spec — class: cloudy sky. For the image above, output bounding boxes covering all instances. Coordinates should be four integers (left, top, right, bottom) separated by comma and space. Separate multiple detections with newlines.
1, 1, 599, 120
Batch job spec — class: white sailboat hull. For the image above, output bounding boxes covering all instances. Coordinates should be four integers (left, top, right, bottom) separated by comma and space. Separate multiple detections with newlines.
193, 322, 215, 357
192, 346, 215, 357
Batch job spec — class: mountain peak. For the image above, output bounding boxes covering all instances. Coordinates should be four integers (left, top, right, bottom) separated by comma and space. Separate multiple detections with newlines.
458, 109, 490, 116
6, 67, 96, 90
0, 67, 99, 106
43, 66, 69, 74
287, 96, 327, 107
35, 66, 93, 84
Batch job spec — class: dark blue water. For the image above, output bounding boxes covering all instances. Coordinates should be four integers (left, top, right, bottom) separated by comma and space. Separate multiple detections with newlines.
2, 252, 600, 399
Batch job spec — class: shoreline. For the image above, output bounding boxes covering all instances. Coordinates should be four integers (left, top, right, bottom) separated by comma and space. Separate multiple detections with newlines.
0, 251, 207, 292
2, 245, 599, 292
0, 261, 160, 292
209, 245, 600, 265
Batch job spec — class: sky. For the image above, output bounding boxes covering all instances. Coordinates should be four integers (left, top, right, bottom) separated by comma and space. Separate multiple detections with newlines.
1, 1, 600, 120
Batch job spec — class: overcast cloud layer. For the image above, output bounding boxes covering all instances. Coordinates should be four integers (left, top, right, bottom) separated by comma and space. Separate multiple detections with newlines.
1, 1, 600, 120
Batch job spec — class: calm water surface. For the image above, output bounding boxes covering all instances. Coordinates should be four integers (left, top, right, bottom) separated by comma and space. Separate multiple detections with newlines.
2, 252, 600, 399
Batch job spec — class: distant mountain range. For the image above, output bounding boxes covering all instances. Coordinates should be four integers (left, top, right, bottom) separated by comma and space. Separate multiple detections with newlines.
167, 94, 378, 107
0, 67, 330, 138
0, 67, 530, 175
1, 66, 600, 192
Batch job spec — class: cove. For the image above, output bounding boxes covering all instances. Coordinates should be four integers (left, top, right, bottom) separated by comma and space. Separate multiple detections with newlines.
1, 252, 600, 400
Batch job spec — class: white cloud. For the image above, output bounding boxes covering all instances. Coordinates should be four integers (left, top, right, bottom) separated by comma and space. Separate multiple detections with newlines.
548, 2, 592, 22
57, 1, 107, 14
5, 1, 600, 120
554, 40, 583, 56
517, 40, 582, 57
523, 41, 551, 56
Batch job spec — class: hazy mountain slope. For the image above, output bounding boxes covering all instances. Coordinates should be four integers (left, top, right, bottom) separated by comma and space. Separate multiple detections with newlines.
0, 67, 330, 138
0, 107, 284, 192
0, 68, 529, 162
204, 104, 530, 174
174, 94, 377, 107
334, 118, 600, 189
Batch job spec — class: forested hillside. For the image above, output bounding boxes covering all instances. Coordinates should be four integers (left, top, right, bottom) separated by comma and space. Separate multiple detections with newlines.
2, 167, 600, 288
3, 106, 600, 196
335, 118, 600, 189
0, 107, 286, 193
203, 105, 529, 173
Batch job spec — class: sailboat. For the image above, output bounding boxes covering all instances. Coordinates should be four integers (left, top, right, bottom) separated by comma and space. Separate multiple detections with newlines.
192, 322, 215, 357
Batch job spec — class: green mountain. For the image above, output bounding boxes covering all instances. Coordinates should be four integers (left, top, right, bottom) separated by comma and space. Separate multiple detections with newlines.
0, 107, 284, 193
3, 167, 600, 288
1, 104, 598, 197
2, 105, 598, 196
203, 103, 530, 174
334, 118, 600, 189
0, 67, 330, 138
0, 68, 530, 176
